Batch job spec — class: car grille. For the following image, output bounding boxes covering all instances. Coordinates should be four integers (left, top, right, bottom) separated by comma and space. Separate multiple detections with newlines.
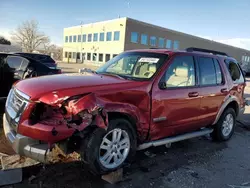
5, 88, 30, 128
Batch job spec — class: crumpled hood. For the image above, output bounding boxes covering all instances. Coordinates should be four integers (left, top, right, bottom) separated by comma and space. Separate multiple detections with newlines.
15, 73, 148, 104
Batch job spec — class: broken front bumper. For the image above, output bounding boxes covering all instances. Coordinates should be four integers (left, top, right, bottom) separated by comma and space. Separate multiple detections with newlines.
3, 113, 50, 163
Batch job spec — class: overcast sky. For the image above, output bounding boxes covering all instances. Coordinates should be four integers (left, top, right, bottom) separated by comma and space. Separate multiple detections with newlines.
1, 0, 250, 49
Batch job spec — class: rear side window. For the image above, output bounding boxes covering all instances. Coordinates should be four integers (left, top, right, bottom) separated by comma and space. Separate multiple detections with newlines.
213, 59, 223, 84
198, 57, 217, 86
225, 59, 244, 83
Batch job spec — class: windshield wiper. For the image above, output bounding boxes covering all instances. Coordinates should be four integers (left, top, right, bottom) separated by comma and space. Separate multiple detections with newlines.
98, 72, 126, 79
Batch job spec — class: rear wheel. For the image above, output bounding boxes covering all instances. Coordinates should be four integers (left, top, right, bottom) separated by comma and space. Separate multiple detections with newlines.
211, 108, 236, 141
81, 118, 137, 174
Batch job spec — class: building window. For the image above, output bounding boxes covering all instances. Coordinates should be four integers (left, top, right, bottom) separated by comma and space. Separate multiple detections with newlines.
65, 52, 68, 58
77, 52, 80, 59
78, 35, 81, 42
93, 33, 98, 41
73, 52, 76, 59
65, 36, 68, 43
82, 34, 86, 42
88, 34, 92, 42
106, 32, 112, 41
100, 32, 105, 41
141, 34, 148, 45
92, 53, 97, 61
114, 31, 120, 41
68, 52, 72, 58
69, 36, 72, 42
99, 53, 103, 62
159, 38, 165, 48
173, 40, 179, 50
150, 36, 157, 46
106, 54, 111, 62
131, 32, 138, 43
113, 54, 118, 58
73, 35, 77, 42
166, 39, 172, 49
87, 53, 91, 60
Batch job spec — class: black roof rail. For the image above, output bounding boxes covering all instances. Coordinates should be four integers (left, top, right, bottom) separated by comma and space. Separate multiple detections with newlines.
186, 47, 228, 56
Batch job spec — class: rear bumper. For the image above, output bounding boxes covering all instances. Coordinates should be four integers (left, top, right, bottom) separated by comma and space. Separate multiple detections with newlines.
3, 113, 50, 163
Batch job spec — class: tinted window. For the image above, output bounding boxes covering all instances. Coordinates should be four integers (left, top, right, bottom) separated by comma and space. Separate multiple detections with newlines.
88, 34, 92, 42
106, 54, 111, 62
173, 41, 179, 50
214, 59, 223, 84
150, 36, 157, 46
225, 59, 244, 83
73, 35, 77, 42
131, 32, 138, 43
82, 34, 86, 42
199, 57, 216, 85
19, 58, 29, 71
158, 38, 165, 48
164, 56, 195, 88
78, 35, 81, 42
87, 53, 91, 60
166, 39, 172, 49
7, 56, 23, 69
114, 31, 120, 41
99, 54, 103, 62
65, 52, 68, 58
93, 33, 98, 41
99, 33, 104, 41
106, 32, 112, 41
141, 34, 148, 45
68, 52, 72, 58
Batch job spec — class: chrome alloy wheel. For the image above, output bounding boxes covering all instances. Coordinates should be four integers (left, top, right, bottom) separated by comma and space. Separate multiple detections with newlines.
99, 128, 130, 169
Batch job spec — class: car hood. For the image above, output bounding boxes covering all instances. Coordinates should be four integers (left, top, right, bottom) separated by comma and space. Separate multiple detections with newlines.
15, 73, 149, 102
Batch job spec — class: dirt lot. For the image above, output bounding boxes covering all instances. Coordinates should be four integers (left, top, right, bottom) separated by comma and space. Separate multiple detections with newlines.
1, 71, 250, 188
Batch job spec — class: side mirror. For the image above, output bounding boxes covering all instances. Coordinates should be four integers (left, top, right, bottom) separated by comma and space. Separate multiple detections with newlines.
159, 81, 167, 89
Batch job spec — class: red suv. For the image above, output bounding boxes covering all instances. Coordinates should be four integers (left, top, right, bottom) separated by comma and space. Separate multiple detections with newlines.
3, 47, 246, 174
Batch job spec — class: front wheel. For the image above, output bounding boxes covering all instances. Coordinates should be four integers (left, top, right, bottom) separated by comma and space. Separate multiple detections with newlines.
211, 108, 236, 141
81, 118, 137, 174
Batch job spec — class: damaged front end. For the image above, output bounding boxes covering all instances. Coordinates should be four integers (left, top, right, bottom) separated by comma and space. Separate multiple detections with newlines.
11, 92, 109, 164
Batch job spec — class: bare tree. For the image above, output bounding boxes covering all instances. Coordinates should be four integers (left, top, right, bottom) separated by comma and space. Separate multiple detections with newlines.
0, 36, 11, 45
11, 20, 50, 53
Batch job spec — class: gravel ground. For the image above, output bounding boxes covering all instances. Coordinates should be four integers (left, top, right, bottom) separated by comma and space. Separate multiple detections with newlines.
1, 75, 250, 188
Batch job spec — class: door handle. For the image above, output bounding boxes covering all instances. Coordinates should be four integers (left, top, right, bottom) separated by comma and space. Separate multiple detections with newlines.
188, 92, 199, 98
221, 88, 228, 93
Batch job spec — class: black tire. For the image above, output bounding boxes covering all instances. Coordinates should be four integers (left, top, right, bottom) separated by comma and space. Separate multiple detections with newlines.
80, 118, 137, 175
211, 108, 236, 141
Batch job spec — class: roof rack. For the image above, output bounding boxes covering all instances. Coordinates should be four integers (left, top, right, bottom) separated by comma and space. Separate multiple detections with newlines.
186, 47, 228, 56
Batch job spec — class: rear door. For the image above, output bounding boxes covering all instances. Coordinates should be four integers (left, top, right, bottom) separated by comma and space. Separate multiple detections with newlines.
151, 54, 202, 140
197, 56, 227, 126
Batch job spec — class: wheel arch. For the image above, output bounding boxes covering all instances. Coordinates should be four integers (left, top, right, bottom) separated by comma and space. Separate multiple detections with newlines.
213, 96, 239, 125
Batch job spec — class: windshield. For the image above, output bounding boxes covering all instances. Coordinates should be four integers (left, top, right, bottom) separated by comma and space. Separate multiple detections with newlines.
96, 52, 168, 80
